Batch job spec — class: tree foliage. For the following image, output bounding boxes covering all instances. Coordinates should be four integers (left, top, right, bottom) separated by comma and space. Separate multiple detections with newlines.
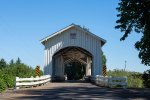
9, 59, 14, 65
102, 54, 107, 66
0, 58, 43, 92
107, 69, 143, 88
0, 58, 7, 69
16, 57, 21, 64
142, 69, 150, 87
65, 61, 85, 80
115, 0, 150, 65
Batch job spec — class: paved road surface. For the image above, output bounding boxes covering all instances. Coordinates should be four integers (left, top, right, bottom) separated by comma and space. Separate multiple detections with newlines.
0, 81, 150, 100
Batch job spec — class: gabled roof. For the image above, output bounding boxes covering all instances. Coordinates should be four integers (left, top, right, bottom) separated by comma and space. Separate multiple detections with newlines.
40, 24, 106, 46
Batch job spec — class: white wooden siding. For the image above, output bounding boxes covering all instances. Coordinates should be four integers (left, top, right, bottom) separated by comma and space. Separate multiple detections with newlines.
44, 27, 102, 76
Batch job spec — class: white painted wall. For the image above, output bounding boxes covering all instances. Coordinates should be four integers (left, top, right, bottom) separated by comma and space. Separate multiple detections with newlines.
44, 27, 103, 76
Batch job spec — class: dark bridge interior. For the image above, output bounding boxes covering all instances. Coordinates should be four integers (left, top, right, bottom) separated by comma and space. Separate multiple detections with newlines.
52, 46, 92, 81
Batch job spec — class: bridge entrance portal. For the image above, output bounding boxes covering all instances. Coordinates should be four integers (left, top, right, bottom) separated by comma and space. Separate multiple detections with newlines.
52, 46, 92, 81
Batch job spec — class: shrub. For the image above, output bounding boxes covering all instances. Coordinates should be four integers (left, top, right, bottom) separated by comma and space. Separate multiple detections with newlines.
142, 69, 150, 88
128, 75, 143, 88
0, 58, 43, 92
0, 78, 7, 92
107, 69, 144, 88
3, 74, 15, 88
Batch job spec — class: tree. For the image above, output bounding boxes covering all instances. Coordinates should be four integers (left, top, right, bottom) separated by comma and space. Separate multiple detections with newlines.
142, 69, 150, 87
9, 59, 14, 66
0, 59, 7, 69
115, 0, 150, 66
16, 57, 21, 64
102, 54, 107, 66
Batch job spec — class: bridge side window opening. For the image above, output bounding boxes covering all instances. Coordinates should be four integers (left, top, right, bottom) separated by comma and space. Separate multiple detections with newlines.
70, 33, 76, 39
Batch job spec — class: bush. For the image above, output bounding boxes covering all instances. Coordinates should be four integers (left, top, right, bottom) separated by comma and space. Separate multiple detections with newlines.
142, 69, 150, 88
0, 58, 43, 92
128, 75, 143, 88
0, 78, 7, 92
107, 69, 143, 88
3, 74, 15, 88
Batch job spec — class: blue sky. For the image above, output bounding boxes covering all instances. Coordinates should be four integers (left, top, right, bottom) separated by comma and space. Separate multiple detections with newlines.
0, 0, 149, 72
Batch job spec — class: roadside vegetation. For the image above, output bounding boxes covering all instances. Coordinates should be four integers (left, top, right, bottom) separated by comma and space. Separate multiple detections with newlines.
107, 69, 150, 88
114, 0, 150, 88
103, 54, 149, 88
0, 58, 43, 92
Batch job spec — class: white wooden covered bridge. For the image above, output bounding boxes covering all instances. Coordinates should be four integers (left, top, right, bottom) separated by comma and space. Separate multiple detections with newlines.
40, 24, 106, 81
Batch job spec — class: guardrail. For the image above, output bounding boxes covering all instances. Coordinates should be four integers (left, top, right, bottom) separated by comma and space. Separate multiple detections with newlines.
95, 75, 109, 87
95, 75, 127, 88
108, 76, 127, 88
15, 75, 51, 89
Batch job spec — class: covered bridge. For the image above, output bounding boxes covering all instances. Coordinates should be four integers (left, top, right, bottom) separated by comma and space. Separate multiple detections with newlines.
40, 24, 106, 81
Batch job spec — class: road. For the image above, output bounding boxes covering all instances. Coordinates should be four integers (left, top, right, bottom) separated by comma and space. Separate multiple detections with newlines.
0, 81, 150, 100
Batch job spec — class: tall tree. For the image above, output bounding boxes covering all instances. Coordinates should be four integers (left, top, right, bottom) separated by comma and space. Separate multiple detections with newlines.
9, 59, 14, 65
16, 57, 21, 64
0, 58, 7, 69
115, 0, 150, 66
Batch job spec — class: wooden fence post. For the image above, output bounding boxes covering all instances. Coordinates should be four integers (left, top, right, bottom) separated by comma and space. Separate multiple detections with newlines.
15, 77, 19, 89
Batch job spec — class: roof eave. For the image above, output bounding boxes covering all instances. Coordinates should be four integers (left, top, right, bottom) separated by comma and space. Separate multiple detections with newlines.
40, 24, 75, 45
74, 25, 106, 46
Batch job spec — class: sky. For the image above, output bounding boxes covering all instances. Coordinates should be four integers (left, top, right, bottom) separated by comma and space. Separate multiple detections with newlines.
0, 0, 149, 73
